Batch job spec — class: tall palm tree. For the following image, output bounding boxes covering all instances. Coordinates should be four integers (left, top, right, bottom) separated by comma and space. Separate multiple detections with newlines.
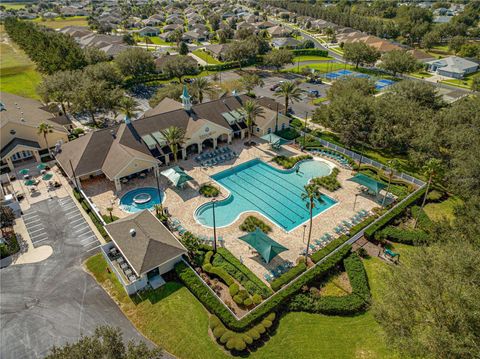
382, 158, 401, 206
301, 184, 324, 264
190, 78, 217, 104
240, 73, 264, 96
118, 97, 140, 122
160, 126, 188, 163
413, 158, 443, 228
37, 123, 53, 152
274, 81, 303, 114
240, 100, 265, 145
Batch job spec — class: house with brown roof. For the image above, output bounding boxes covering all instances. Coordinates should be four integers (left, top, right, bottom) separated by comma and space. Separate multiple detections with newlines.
205, 43, 230, 61
1, 93, 71, 173
55, 89, 287, 191
101, 210, 187, 294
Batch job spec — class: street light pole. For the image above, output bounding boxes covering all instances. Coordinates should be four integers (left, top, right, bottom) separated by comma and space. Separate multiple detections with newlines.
302, 224, 307, 243
302, 111, 308, 150
212, 199, 217, 252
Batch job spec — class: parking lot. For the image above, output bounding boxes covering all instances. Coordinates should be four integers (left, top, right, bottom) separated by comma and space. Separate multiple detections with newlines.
0, 197, 149, 359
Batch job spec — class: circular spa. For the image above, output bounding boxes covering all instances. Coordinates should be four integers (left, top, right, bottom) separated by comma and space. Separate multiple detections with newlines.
120, 187, 164, 213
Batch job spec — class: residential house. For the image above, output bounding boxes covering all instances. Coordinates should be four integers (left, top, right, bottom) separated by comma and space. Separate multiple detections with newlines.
182, 30, 206, 43
163, 23, 183, 32
426, 56, 479, 78
101, 210, 187, 295
138, 26, 160, 37
272, 37, 301, 49
205, 43, 229, 61
1, 93, 70, 173
267, 25, 292, 38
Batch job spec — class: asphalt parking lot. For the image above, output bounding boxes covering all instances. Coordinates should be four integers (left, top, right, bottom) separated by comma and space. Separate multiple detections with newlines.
0, 197, 151, 359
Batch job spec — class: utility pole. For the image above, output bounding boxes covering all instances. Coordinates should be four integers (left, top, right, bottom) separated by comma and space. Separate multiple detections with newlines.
302, 111, 308, 150
212, 199, 217, 252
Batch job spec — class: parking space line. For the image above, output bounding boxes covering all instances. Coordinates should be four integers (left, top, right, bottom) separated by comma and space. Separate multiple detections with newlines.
61, 204, 76, 209
23, 214, 39, 220
85, 244, 102, 252
29, 227, 46, 235
67, 213, 82, 219
80, 235, 96, 243
73, 222, 87, 228
75, 227, 91, 234
31, 234, 48, 243
24, 218, 41, 225
27, 223, 43, 229
32, 237, 50, 245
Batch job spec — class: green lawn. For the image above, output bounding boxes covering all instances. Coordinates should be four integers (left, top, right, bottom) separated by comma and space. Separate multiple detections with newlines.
192, 49, 222, 64
440, 72, 478, 89
311, 97, 328, 105
30, 16, 88, 29
292, 55, 333, 62
0, 38, 41, 99
85, 250, 406, 359
1, 2, 26, 9
424, 196, 463, 223
287, 62, 353, 75
409, 70, 433, 79
136, 35, 174, 46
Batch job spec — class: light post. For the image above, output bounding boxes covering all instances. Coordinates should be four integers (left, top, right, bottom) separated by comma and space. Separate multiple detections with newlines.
212, 198, 217, 252
302, 111, 308, 150
302, 224, 307, 243
155, 168, 162, 210
353, 192, 359, 211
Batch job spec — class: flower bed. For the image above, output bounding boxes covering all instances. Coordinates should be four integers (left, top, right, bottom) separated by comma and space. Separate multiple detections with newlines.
272, 154, 312, 169
239, 216, 272, 233
312, 167, 341, 191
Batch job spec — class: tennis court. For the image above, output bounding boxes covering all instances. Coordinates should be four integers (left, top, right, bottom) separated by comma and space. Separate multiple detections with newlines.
323, 70, 395, 91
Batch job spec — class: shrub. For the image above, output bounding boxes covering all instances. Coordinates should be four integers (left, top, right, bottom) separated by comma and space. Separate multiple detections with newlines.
427, 189, 445, 202
357, 247, 369, 258
247, 328, 260, 340
239, 216, 272, 233
364, 186, 426, 239
288, 253, 371, 315
252, 294, 262, 305
271, 262, 307, 291
244, 298, 253, 307
213, 326, 226, 338
229, 283, 239, 296
375, 226, 429, 245
275, 128, 299, 140
410, 205, 432, 231
226, 336, 246, 351
272, 154, 312, 169
199, 184, 220, 197
233, 295, 243, 305
312, 167, 341, 191
292, 49, 328, 57
176, 246, 350, 331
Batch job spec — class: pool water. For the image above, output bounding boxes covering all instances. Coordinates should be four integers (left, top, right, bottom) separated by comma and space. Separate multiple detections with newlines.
195, 159, 337, 231
120, 187, 164, 213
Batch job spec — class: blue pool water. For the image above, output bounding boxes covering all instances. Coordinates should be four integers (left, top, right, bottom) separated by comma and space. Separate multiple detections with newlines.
120, 187, 164, 213
195, 159, 337, 231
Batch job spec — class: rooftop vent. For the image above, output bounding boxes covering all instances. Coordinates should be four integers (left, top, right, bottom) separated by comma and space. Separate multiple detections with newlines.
129, 228, 136, 237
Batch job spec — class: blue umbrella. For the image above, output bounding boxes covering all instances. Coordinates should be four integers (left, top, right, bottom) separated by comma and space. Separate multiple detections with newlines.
19, 168, 30, 175
37, 163, 47, 170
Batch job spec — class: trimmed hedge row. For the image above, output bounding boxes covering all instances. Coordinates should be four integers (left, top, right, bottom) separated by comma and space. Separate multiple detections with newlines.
375, 226, 430, 245
175, 244, 351, 331
312, 167, 341, 191
209, 313, 276, 352
73, 189, 108, 239
410, 205, 432, 231
288, 253, 371, 315
215, 248, 273, 298
364, 186, 426, 239
271, 262, 307, 291
292, 49, 329, 57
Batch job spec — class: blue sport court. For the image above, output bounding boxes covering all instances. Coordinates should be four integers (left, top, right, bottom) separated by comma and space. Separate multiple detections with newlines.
323, 70, 395, 91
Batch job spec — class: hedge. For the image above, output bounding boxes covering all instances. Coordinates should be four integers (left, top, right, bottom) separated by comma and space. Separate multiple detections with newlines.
209, 313, 276, 352
364, 186, 426, 239
292, 49, 328, 57
312, 167, 341, 191
270, 262, 307, 291
410, 205, 432, 231
275, 128, 299, 140
215, 248, 273, 298
288, 253, 371, 315
239, 216, 272, 234
375, 226, 430, 245
175, 245, 351, 331
73, 188, 108, 239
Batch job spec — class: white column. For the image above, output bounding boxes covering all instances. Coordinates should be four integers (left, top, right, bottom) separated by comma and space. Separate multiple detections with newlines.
6, 157, 14, 171
154, 165, 160, 177
164, 155, 170, 165
240, 130, 245, 140
182, 148, 187, 160
227, 133, 232, 144
197, 143, 202, 154
114, 178, 122, 192
213, 138, 218, 149
33, 150, 41, 163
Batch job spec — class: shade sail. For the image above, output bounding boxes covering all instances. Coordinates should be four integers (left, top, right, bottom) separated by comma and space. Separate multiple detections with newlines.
37, 163, 47, 170
24, 179, 36, 186
19, 169, 30, 175
239, 228, 288, 263
42, 173, 53, 181
347, 173, 387, 194
161, 166, 193, 187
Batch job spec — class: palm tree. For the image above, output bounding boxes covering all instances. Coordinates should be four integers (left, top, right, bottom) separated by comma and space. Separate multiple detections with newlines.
381, 159, 401, 206
274, 81, 303, 114
190, 78, 217, 104
240, 73, 264, 96
37, 123, 54, 152
413, 158, 443, 228
240, 100, 265, 145
154, 204, 163, 216
118, 97, 140, 122
160, 126, 188, 163
106, 207, 114, 221
301, 184, 324, 264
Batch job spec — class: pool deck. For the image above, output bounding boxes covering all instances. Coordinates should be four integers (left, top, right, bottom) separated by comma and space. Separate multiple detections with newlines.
82, 138, 382, 283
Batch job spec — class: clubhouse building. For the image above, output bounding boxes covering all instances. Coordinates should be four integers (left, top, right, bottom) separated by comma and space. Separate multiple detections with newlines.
56, 89, 288, 191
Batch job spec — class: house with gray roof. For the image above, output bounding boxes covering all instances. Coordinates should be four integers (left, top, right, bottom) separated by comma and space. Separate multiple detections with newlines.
101, 210, 187, 294
426, 56, 479, 79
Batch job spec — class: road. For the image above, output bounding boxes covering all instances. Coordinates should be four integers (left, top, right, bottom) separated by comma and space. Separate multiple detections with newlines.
0, 197, 162, 359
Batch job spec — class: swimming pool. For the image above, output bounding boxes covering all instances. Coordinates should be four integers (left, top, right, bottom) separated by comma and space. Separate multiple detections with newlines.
195, 159, 337, 231
120, 187, 164, 213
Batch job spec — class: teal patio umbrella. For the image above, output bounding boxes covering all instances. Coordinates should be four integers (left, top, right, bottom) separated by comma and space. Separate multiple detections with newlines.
161, 166, 193, 188
42, 173, 53, 181
37, 163, 47, 170
347, 173, 387, 195
19, 168, 30, 175
24, 179, 36, 186
239, 228, 288, 263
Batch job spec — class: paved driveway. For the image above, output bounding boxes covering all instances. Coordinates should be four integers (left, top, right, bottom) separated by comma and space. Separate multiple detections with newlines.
0, 197, 152, 359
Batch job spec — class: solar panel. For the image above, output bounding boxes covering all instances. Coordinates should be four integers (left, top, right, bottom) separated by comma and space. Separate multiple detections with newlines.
141, 134, 157, 150
151, 131, 166, 146
229, 110, 244, 121
221, 112, 237, 125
